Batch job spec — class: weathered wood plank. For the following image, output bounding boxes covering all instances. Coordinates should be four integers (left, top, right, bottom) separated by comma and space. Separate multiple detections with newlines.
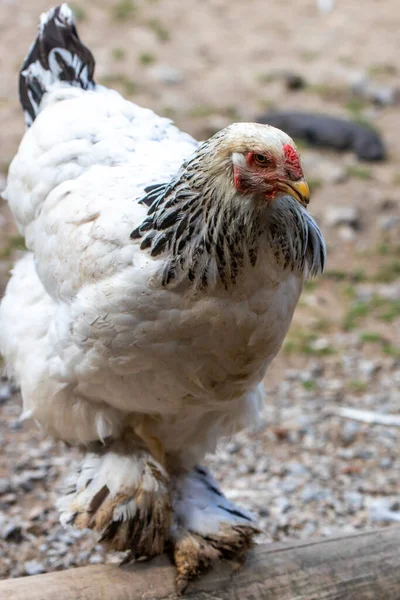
1, 527, 399, 600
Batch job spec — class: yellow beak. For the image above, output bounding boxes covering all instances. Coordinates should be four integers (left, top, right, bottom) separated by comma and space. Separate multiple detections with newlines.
277, 179, 310, 208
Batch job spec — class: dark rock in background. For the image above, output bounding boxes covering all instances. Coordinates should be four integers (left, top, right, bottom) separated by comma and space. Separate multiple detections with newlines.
256, 111, 386, 161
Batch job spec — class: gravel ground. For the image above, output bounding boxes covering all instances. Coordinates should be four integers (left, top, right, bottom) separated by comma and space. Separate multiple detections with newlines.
1, 338, 400, 577
1, 0, 400, 581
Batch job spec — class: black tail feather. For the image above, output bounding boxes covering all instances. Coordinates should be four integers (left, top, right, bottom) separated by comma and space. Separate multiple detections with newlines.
19, 3, 95, 127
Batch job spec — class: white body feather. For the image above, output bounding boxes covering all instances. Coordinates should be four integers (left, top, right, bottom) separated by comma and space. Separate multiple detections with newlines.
0, 85, 302, 464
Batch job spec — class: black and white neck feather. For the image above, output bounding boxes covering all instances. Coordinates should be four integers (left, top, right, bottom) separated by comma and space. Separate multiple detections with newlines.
131, 125, 326, 290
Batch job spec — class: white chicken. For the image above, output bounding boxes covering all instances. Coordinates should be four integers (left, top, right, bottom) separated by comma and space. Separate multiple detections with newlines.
0, 4, 325, 590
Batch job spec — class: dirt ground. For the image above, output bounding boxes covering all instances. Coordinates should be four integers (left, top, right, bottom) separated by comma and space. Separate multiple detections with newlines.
0, 0, 399, 581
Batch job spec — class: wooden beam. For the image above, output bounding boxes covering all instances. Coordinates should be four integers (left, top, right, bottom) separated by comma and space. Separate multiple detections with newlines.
1, 527, 400, 599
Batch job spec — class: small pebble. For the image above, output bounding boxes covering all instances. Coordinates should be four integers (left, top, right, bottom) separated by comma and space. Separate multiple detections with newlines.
24, 561, 45, 576
341, 421, 360, 446
325, 206, 360, 229
149, 66, 184, 85
0, 385, 11, 405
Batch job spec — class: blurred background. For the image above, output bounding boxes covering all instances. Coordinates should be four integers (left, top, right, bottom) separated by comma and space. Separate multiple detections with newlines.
0, 0, 399, 579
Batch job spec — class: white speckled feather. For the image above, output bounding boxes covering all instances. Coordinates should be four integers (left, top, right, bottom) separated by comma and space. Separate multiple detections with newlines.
0, 60, 323, 471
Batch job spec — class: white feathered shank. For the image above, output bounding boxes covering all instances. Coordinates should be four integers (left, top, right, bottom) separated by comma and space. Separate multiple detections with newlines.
0, 3, 326, 590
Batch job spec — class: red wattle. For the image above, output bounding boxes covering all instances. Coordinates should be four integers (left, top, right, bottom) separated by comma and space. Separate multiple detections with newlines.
245, 151, 254, 166
233, 166, 245, 192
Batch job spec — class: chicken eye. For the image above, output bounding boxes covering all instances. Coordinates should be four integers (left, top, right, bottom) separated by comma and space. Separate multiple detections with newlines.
254, 154, 269, 166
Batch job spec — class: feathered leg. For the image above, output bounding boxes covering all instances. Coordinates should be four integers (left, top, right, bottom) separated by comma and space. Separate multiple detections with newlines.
57, 430, 171, 558
170, 466, 259, 593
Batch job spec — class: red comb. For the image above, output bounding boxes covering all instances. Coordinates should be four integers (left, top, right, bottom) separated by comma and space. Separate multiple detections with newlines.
283, 144, 303, 178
